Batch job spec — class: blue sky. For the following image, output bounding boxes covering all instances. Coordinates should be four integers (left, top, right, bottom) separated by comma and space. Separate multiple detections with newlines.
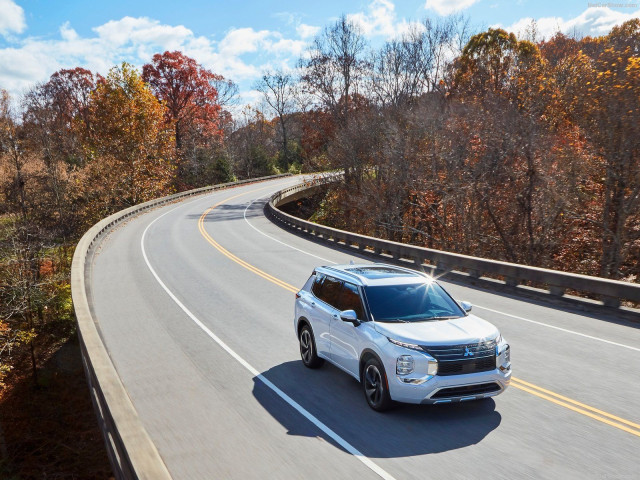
1, 0, 639, 109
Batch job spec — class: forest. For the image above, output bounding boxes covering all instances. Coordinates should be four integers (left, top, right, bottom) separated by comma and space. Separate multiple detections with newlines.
0, 13, 639, 475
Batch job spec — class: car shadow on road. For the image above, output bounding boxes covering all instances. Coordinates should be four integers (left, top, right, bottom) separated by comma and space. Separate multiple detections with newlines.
252, 360, 502, 458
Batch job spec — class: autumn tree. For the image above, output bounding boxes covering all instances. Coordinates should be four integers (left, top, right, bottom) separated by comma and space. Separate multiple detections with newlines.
142, 51, 234, 187
20, 68, 98, 236
142, 51, 225, 151
0, 90, 27, 219
80, 63, 174, 217
1, 90, 75, 386
229, 106, 279, 178
561, 20, 640, 280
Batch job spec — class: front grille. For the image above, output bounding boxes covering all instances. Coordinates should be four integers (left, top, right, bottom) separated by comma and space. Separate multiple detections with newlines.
422, 339, 497, 376
431, 382, 501, 399
437, 356, 496, 376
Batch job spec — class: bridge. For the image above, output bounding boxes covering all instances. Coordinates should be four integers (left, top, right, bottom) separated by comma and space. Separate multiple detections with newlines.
72, 175, 640, 479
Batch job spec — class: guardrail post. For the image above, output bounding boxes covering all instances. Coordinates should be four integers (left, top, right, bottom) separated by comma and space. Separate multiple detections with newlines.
468, 269, 481, 279
549, 286, 565, 297
505, 277, 519, 287
602, 296, 621, 308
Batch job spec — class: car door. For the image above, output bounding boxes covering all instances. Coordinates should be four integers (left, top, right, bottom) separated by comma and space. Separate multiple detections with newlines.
329, 281, 365, 377
309, 273, 340, 359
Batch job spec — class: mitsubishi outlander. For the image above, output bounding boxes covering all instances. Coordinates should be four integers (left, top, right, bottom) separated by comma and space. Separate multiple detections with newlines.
294, 264, 511, 411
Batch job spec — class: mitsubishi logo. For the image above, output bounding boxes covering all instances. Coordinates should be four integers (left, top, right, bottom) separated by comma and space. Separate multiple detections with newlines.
463, 346, 474, 357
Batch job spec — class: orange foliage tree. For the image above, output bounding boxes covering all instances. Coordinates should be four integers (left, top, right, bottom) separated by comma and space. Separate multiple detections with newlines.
79, 63, 174, 219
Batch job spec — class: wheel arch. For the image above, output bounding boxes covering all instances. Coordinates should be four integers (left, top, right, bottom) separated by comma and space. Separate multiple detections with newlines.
359, 348, 384, 383
297, 316, 311, 338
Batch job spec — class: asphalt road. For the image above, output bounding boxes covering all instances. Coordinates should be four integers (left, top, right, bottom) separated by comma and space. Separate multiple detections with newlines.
89, 176, 640, 479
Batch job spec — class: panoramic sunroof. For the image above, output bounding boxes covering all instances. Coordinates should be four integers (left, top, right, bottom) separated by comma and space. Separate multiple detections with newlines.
345, 266, 418, 279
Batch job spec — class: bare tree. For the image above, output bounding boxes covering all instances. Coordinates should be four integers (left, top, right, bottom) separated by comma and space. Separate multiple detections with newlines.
369, 26, 431, 107
300, 15, 368, 125
256, 70, 296, 166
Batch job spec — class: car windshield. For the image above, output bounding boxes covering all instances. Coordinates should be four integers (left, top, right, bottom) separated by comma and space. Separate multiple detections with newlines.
364, 281, 465, 322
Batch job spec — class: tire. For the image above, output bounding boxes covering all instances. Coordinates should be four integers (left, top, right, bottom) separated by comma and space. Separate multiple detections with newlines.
362, 357, 393, 412
299, 324, 324, 369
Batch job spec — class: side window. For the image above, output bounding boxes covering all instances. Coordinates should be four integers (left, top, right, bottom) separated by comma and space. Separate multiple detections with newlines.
338, 282, 365, 320
320, 277, 343, 308
313, 275, 342, 308
311, 273, 325, 299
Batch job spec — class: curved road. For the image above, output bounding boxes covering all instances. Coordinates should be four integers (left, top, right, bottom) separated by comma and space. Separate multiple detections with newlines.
90, 176, 640, 479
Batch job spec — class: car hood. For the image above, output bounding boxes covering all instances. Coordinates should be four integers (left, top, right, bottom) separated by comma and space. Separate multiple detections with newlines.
373, 314, 499, 346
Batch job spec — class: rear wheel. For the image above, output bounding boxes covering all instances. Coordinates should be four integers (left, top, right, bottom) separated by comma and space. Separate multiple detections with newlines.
363, 357, 392, 411
299, 324, 324, 368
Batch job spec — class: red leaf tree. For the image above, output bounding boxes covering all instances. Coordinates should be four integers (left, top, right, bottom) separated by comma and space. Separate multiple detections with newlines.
142, 51, 225, 153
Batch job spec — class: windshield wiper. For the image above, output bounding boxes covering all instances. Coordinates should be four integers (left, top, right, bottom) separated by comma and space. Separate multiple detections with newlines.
378, 318, 409, 323
419, 315, 461, 321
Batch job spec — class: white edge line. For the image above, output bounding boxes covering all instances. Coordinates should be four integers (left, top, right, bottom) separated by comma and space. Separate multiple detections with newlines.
243, 197, 640, 354
140, 195, 397, 480
474, 306, 640, 353
243, 197, 337, 264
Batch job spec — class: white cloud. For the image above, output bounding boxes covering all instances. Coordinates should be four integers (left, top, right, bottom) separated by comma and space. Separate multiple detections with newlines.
93, 16, 192, 49
297, 23, 320, 39
0, 16, 312, 103
348, 0, 396, 37
219, 27, 272, 55
0, 0, 26, 36
268, 37, 306, 56
499, 7, 640, 41
425, 0, 479, 16
347, 0, 422, 39
59, 22, 78, 42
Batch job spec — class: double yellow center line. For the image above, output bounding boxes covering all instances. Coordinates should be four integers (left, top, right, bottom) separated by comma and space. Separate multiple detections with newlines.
197, 183, 640, 439
510, 378, 640, 437
198, 186, 298, 294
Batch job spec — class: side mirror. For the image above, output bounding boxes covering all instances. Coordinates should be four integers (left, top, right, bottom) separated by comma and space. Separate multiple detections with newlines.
460, 301, 472, 313
340, 309, 359, 325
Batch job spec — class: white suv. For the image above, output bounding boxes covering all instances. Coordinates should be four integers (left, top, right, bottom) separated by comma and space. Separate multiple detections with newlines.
294, 264, 511, 411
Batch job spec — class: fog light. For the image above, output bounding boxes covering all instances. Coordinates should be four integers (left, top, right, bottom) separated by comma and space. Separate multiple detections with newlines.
396, 355, 414, 375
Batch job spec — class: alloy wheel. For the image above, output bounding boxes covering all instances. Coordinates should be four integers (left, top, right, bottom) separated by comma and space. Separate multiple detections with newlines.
300, 329, 312, 364
364, 364, 383, 406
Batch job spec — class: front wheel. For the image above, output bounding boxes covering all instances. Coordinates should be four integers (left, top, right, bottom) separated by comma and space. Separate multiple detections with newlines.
299, 324, 324, 368
363, 357, 393, 411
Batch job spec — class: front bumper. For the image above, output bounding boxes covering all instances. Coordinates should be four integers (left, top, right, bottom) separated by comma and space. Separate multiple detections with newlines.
389, 367, 511, 404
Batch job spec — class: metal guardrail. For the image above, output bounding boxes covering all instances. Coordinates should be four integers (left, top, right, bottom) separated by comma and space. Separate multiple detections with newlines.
266, 178, 640, 314
71, 174, 291, 480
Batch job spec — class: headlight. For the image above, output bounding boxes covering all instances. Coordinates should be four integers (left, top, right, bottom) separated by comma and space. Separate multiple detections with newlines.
396, 355, 414, 375
497, 344, 511, 372
388, 337, 422, 351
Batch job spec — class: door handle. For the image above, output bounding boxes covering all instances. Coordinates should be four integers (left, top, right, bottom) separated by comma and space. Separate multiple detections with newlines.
310, 301, 316, 308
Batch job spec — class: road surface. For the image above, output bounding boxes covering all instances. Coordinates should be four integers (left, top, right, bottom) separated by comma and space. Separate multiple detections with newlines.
89, 176, 640, 479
